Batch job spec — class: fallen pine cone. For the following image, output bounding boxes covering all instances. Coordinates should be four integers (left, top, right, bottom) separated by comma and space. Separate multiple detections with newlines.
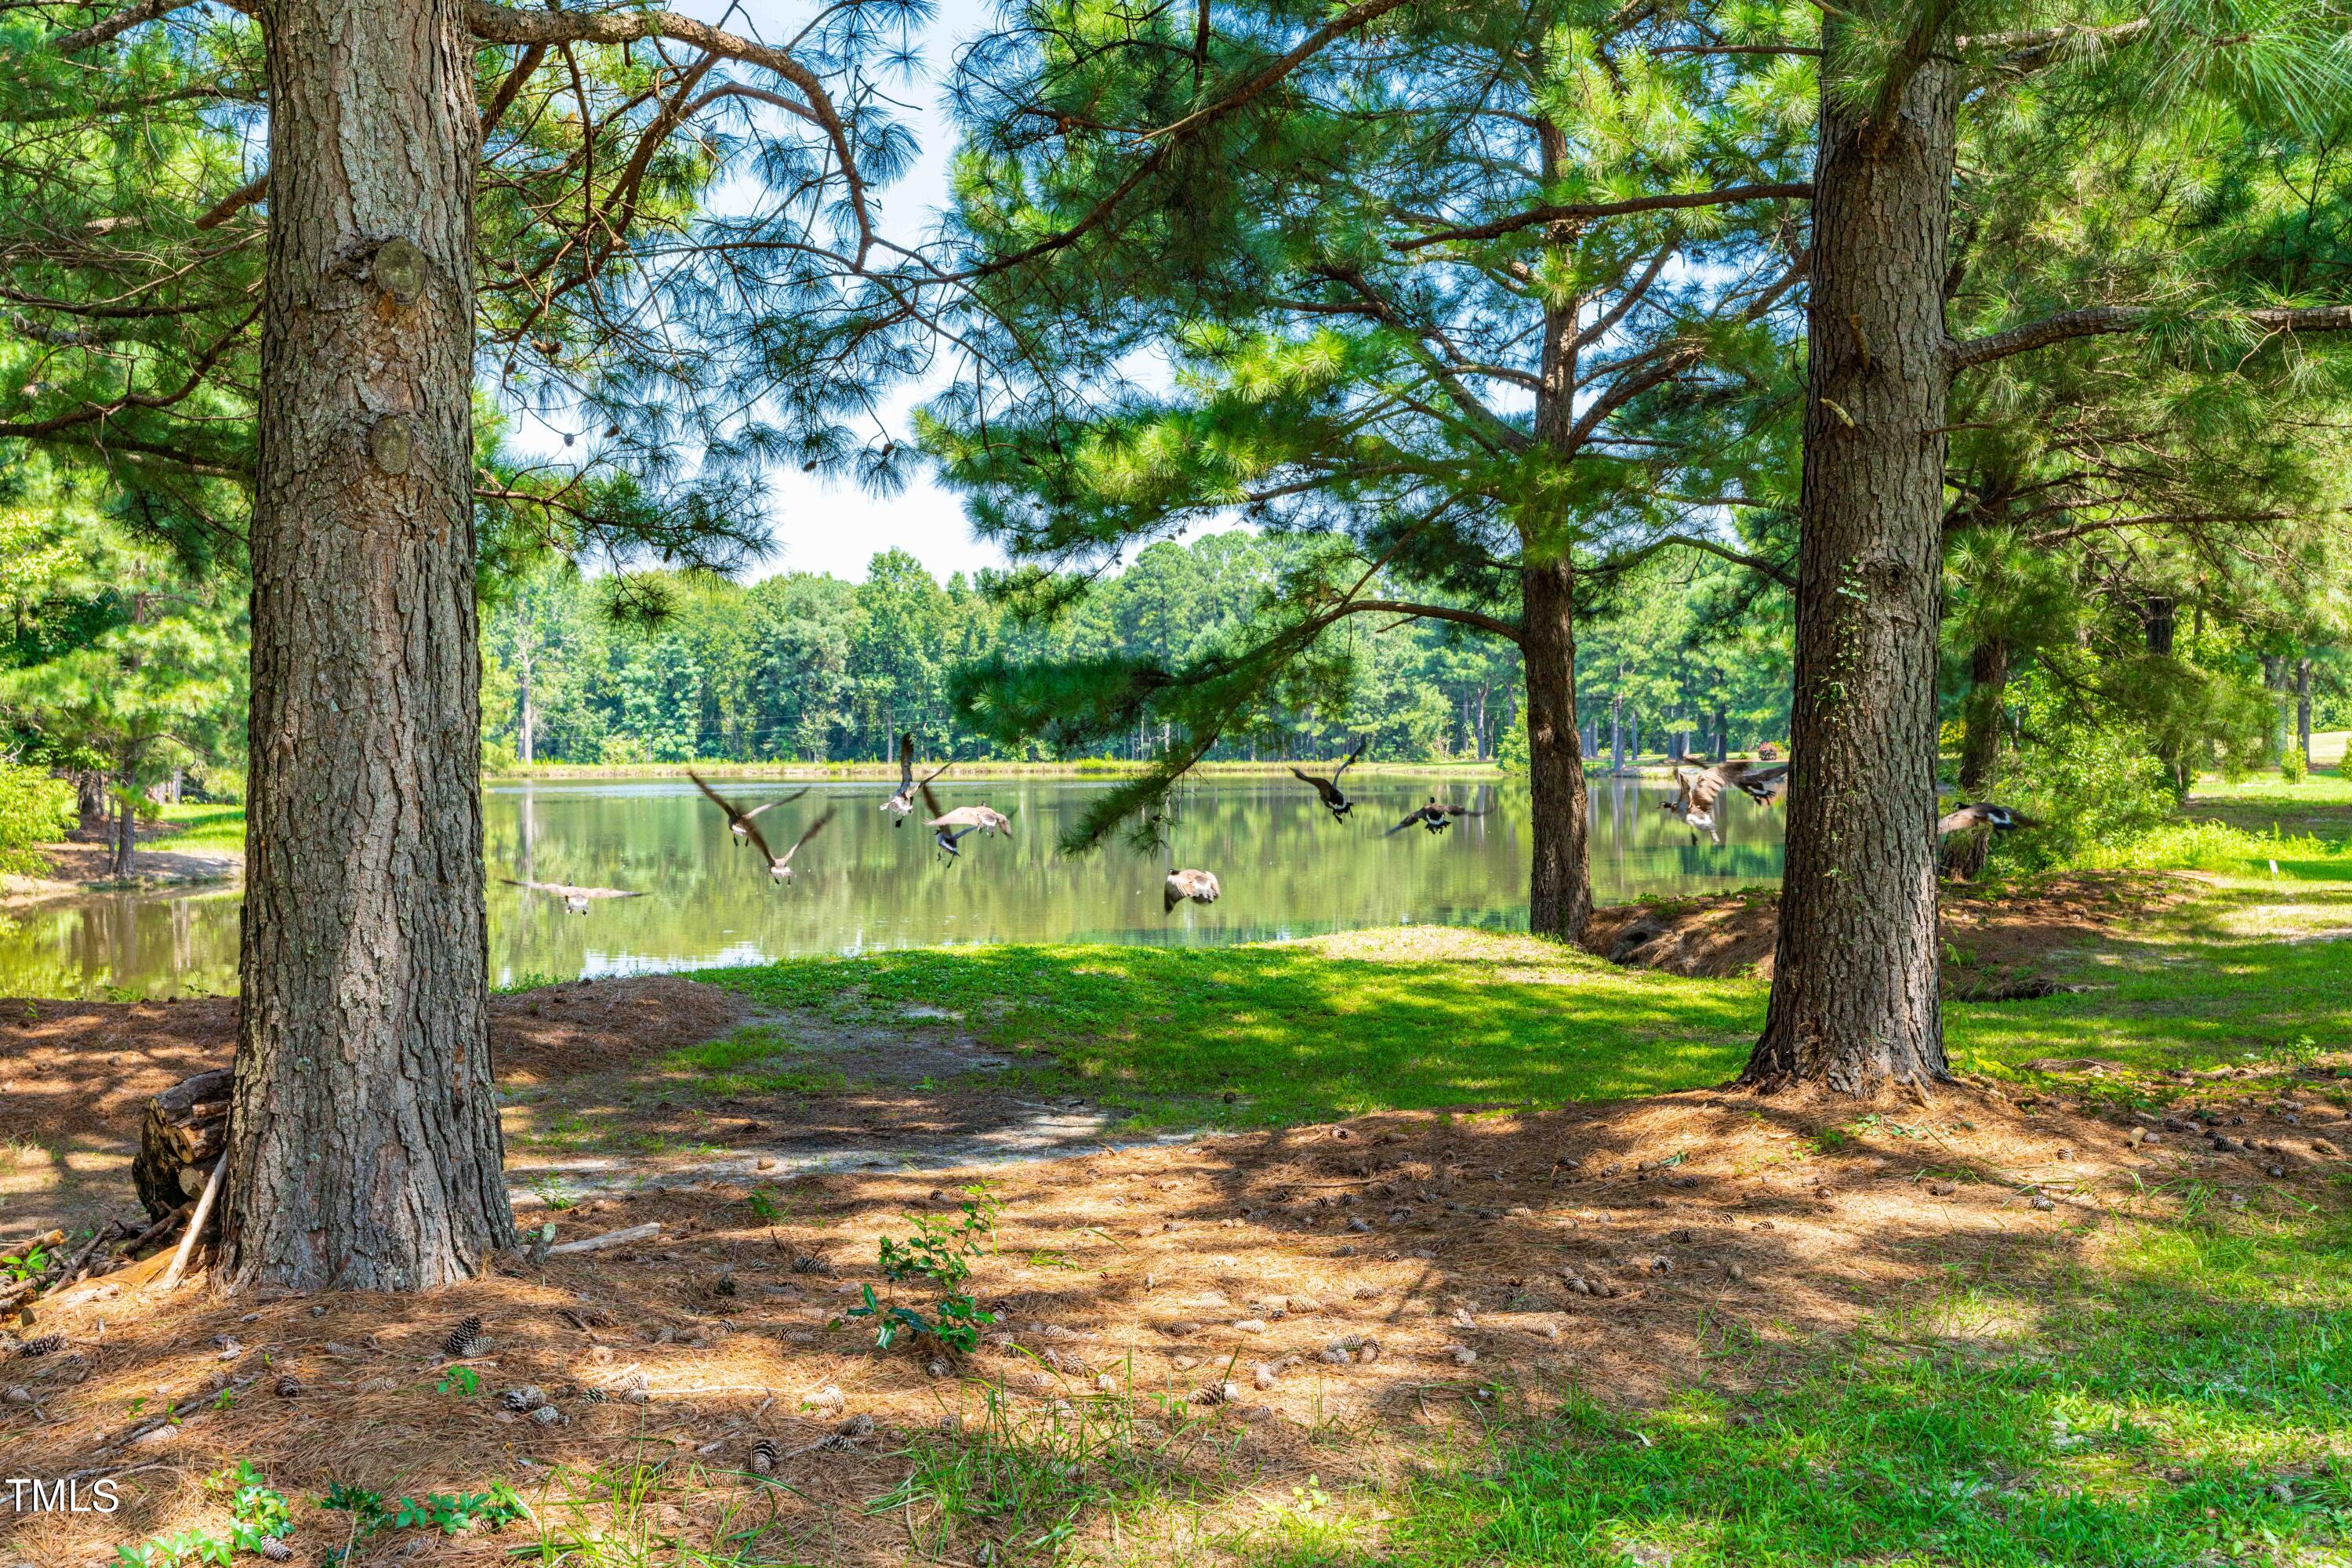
751, 1438, 779, 1475
499, 1385, 547, 1413
440, 1315, 485, 1359
1194, 1381, 1240, 1406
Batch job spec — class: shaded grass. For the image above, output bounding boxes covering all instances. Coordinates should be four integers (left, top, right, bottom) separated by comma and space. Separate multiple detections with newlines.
1377, 1208, 2352, 1568
703, 939, 1763, 1131
701, 889, 2352, 1129
662, 1026, 854, 1098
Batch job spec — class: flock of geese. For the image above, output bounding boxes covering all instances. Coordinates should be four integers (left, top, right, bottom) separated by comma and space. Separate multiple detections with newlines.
501, 737, 2038, 917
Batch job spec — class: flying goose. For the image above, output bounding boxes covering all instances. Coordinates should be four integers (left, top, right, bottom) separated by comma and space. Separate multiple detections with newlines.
744, 807, 836, 882
1935, 801, 2040, 837
921, 778, 1015, 838
1290, 736, 1367, 821
882, 732, 953, 826
1386, 797, 1488, 836
688, 769, 808, 845
1660, 758, 1788, 846
500, 877, 643, 916
1164, 867, 1221, 913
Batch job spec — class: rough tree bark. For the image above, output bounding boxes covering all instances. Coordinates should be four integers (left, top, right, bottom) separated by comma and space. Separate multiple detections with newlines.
2297, 657, 2312, 767
224, 0, 513, 1290
1522, 557, 1593, 940
1745, 32, 1958, 1091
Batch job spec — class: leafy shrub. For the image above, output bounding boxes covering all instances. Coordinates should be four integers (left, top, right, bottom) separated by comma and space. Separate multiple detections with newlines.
1999, 700, 2173, 870
2281, 745, 2307, 784
0, 762, 74, 874
848, 1185, 1000, 1353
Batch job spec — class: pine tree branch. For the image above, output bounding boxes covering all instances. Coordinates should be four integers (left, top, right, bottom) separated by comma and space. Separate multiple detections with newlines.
1338, 600, 1523, 644
1860, 0, 1964, 159
1392, 184, 1813, 252
463, 0, 873, 263
51, 0, 250, 55
192, 176, 267, 231
949, 0, 1422, 282
1948, 304, 2352, 370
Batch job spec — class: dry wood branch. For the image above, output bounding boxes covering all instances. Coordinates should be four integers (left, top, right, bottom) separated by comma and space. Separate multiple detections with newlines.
1394, 184, 1813, 252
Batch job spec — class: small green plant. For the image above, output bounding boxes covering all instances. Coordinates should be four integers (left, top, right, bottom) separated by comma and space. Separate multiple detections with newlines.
1, 1242, 51, 1282
116, 1463, 291, 1566
2281, 746, 2307, 784
746, 1189, 782, 1224
848, 1186, 1000, 1353
321, 1480, 524, 1541
436, 1365, 481, 1396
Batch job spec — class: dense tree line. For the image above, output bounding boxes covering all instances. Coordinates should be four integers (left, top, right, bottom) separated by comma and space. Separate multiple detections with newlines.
477, 535, 1795, 768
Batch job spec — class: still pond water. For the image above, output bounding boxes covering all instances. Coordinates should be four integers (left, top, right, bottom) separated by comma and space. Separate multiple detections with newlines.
0, 773, 1784, 999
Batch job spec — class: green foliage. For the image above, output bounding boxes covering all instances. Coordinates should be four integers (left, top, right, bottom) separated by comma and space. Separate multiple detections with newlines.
436, 1366, 481, 1397
321, 1480, 524, 1542
848, 1188, 1001, 1353
2281, 744, 2308, 784
114, 1462, 290, 1566
483, 536, 1530, 771
0, 1241, 51, 1281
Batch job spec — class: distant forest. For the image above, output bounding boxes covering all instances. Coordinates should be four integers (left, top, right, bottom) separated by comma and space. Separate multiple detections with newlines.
481, 532, 1795, 768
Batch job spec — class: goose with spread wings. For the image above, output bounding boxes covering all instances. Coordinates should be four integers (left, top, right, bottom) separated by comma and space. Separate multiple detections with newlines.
1290, 736, 1367, 821
1935, 801, 2040, 837
1660, 758, 1789, 845
744, 807, 836, 882
922, 779, 1014, 839
501, 878, 644, 916
1163, 867, 1221, 913
1387, 797, 1489, 836
688, 769, 808, 846
882, 732, 953, 826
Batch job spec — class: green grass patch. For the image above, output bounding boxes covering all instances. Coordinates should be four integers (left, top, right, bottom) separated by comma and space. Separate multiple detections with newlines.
702, 897, 2352, 1129
661, 1025, 851, 1098
1380, 1210, 2352, 1568
703, 938, 1763, 1130
150, 801, 245, 852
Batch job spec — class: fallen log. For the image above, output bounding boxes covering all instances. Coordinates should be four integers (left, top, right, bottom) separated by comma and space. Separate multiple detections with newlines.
132, 1068, 233, 1221
544, 1222, 661, 1257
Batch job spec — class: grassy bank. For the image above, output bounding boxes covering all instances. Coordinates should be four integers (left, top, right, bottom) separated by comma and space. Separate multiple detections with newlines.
149, 800, 245, 852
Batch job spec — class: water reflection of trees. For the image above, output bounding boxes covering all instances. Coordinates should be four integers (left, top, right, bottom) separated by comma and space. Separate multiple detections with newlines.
5, 775, 1784, 996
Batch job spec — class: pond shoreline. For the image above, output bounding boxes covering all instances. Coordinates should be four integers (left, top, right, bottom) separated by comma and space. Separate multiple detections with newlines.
485, 757, 1535, 782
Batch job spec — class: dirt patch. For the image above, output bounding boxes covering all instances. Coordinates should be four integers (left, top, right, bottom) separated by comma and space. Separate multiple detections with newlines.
1582, 872, 2198, 985
0, 978, 750, 1235
495, 976, 753, 1081
5, 1076, 2343, 1566
1, 840, 243, 905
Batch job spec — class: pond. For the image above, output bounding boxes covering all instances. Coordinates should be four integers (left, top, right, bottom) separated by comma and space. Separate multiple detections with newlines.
0, 771, 1784, 999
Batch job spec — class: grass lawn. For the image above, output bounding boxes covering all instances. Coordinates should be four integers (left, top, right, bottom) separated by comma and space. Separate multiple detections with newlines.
149, 800, 245, 851
674, 797, 2352, 1564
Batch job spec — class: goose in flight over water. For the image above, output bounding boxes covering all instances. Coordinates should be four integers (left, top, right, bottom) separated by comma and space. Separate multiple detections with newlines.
1290, 736, 1367, 821
501, 878, 643, 916
688, 769, 808, 846
1661, 758, 1789, 845
1387, 797, 1488, 836
882, 732, 953, 826
1164, 867, 1221, 913
921, 778, 1015, 839
1936, 801, 2040, 837
744, 807, 836, 882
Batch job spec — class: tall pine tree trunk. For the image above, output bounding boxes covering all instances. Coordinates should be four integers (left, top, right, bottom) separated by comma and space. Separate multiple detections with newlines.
111, 766, 136, 879
2296, 658, 2312, 766
226, 0, 512, 1291
1523, 560, 1592, 939
1745, 35, 1958, 1092
1944, 636, 2009, 882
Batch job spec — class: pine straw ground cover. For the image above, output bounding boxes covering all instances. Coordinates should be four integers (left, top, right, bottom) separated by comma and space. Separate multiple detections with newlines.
5, 1070, 2350, 1568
